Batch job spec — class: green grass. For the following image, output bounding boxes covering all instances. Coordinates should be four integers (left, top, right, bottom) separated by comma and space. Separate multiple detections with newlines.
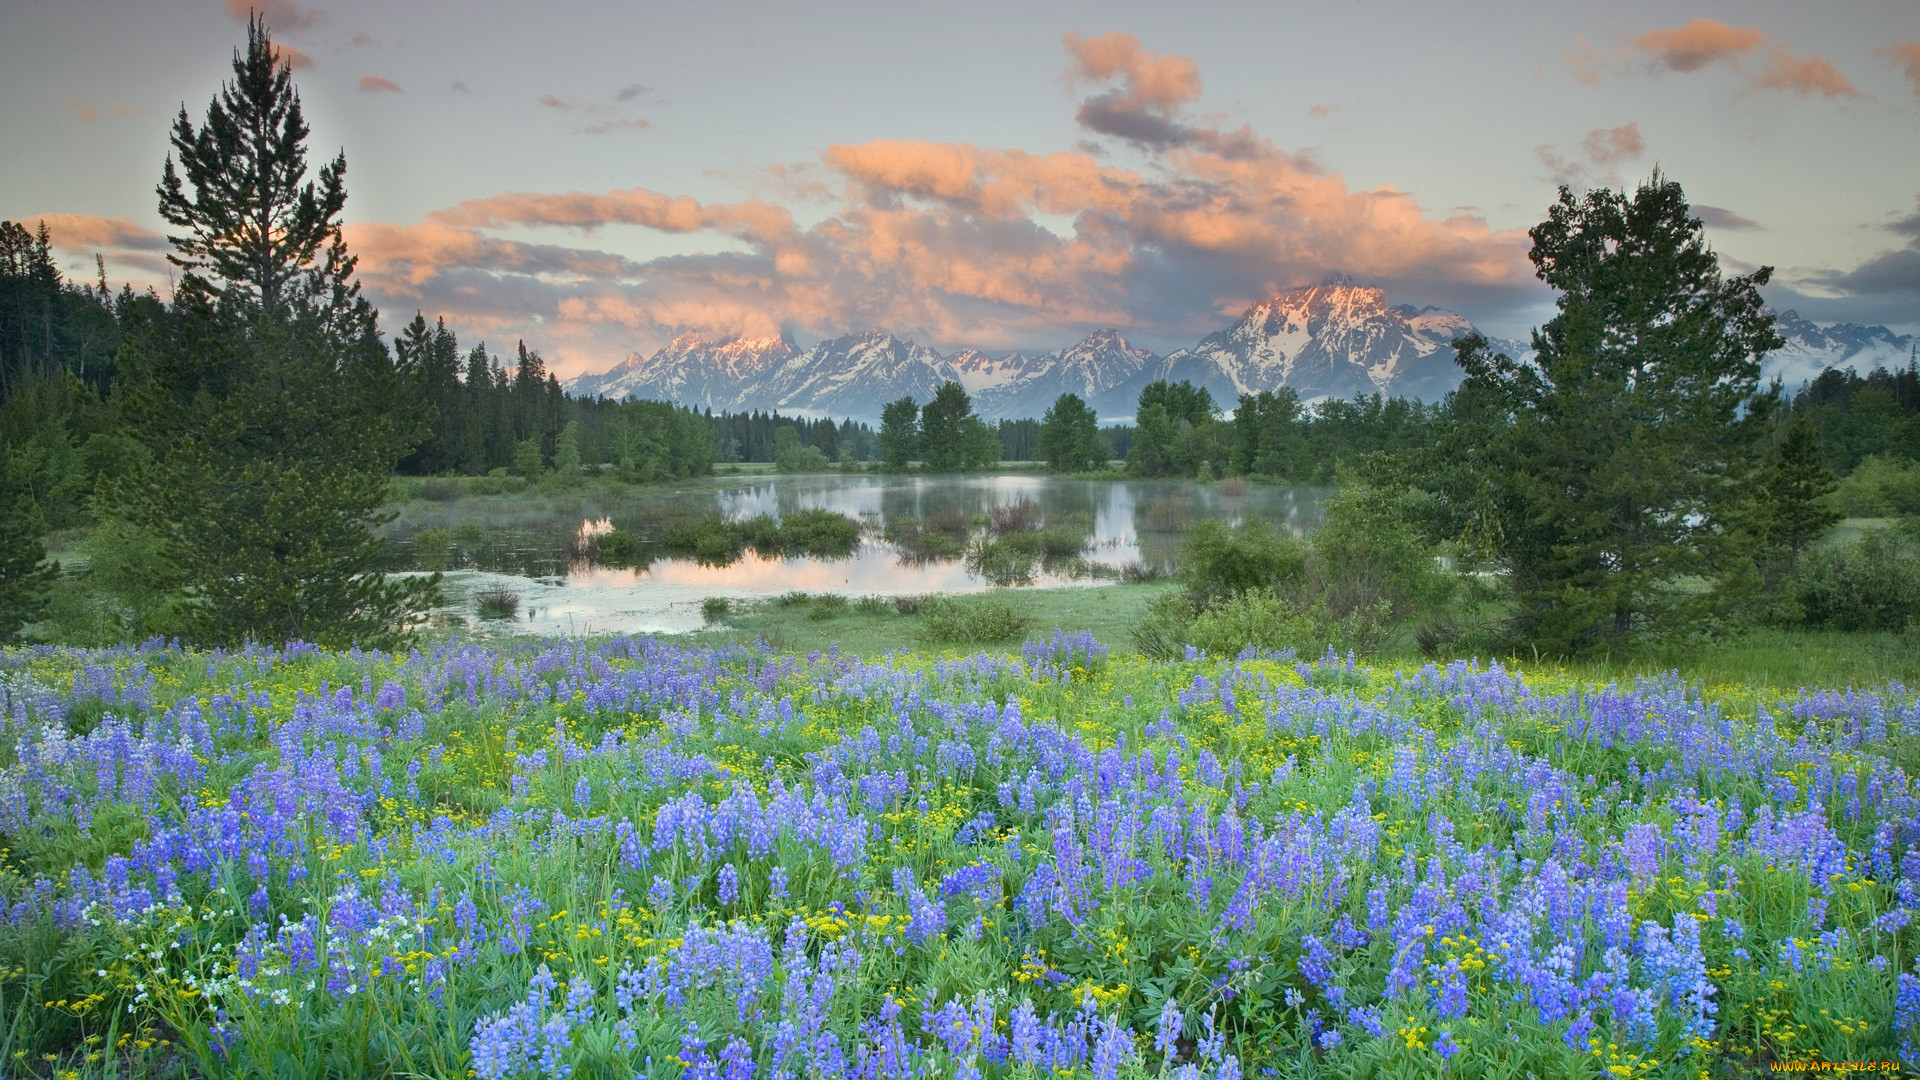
692, 580, 1920, 692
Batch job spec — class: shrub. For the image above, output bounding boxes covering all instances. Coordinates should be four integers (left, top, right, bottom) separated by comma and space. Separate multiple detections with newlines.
593, 528, 644, 566
917, 596, 1030, 644
1831, 455, 1920, 518
1120, 560, 1171, 583
771, 591, 812, 608
475, 586, 520, 620
990, 498, 1043, 536
1179, 518, 1307, 607
855, 595, 893, 615
1799, 531, 1920, 631
925, 508, 971, 535
893, 594, 923, 615
700, 596, 730, 623
419, 479, 462, 502
807, 594, 850, 620
777, 508, 861, 556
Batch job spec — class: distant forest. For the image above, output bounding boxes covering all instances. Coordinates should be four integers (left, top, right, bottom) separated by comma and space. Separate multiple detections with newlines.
4, 215, 1917, 531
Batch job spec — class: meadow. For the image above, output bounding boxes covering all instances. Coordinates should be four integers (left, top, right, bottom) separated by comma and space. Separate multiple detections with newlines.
0, 630, 1914, 1078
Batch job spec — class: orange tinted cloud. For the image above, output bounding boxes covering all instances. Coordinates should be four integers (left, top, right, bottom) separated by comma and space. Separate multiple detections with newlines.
1063, 32, 1204, 149
326, 33, 1533, 375
1632, 19, 1764, 72
1882, 42, 1920, 99
30, 213, 168, 251
1756, 48, 1858, 97
358, 75, 402, 93
224, 0, 323, 32
1582, 123, 1642, 165
269, 43, 312, 71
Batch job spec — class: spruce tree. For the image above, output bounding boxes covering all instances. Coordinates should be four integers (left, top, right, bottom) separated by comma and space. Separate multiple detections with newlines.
106, 17, 437, 648
0, 451, 57, 641
1455, 173, 1781, 654
1761, 413, 1841, 577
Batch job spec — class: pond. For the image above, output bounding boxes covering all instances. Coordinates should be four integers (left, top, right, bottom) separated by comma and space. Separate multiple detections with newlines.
383, 473, 1327, 635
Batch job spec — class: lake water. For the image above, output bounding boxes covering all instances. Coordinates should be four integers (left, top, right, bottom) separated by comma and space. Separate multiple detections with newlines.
384, 473, 1326, 635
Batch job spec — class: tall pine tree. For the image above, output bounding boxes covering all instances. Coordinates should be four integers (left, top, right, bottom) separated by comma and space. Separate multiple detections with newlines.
106, 17, 437, 647
1455, 172, 1780, 654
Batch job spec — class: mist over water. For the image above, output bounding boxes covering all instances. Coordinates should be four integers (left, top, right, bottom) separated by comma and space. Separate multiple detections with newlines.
384, 474, 1326, 635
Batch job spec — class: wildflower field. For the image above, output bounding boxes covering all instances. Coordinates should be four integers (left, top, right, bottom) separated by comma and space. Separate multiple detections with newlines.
0, 631, 1914, 1079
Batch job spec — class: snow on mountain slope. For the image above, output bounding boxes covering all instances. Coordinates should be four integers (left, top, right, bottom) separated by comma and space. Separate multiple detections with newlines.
563, 287, 1909, 423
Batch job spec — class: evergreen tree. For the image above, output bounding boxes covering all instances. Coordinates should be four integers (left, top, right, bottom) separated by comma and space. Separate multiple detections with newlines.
1037, 393, 1103, 471
1761, 413, 1841, 577
0, 450, 57, 641
879, 396, 919, 471
106, 18, 438, 647
1455, 173, 1781, 654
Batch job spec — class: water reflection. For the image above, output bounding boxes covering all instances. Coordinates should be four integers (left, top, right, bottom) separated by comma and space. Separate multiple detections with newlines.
385, 473, 1325, 634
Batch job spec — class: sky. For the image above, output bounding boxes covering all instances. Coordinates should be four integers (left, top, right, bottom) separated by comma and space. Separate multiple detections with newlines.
4, 0, 1919, 378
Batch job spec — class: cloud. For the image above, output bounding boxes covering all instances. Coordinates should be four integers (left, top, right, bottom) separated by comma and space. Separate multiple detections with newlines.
577, 117, 651, 135
269, 42, 313, 70
1877, 41, 1920, 100
28, 213, 169, 252
614, 83, 651, 103
1778, 194, 1920, 325
384, 37, 1533, 376
349, 31, 375, 47
1755, 47, 1858, 97
451, 79, 473, 93
1308, 103, 1339, 118
1632, 19, 1764, 73
223, 0, 323, 32
1535, 122, 1643, 187
1690, 204, 1762, 230
1581, 122, 1642, 165
62, 97, 98, 122
1615, 19, 1855, 98
358, 75, 402, 93
1062, 31, 1204, 150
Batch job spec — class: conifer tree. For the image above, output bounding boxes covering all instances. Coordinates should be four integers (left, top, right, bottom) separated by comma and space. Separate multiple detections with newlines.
1761, 413, 1841, 578
0, 451, 56, 641
106, 18, 437, 647
1455, 173, 1781, 654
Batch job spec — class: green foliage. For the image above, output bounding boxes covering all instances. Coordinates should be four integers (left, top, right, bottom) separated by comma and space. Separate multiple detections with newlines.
1832, 454, 1920, 518
915, 595, 1031, 643
878, 396, 920, 471
1136, 479, 1454, 657
1790, 363, 1920, 474
511, 436, 547, 479
659, 510, 860, 565
1799, 530, 1920, 632
772, 426, 831, 473
1454, 173, 1781, 655
0, 449, 56, 641
700, 596, 730, 623
1036, 393, 1104, 471
1126, 381, 1232, 479
918, 381, 1000, 472
551, 420, 582, 478
102, 21, 440, 649
1178, 518, 1307, 608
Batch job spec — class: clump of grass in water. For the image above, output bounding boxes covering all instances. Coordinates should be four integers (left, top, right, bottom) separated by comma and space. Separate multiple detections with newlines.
700, 596, 730, 623
916, 596, 1030, 644
474, 586, 520, 620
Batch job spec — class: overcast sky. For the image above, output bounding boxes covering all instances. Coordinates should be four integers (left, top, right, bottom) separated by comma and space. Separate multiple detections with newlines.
4, 0, 1918, 376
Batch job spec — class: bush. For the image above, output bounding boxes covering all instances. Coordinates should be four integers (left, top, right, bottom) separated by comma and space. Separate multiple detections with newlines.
1179, 518, 1307, 607
700, 596, 730, 623
777, 508, 861, 556
771, 590, 812, 608
661, 511, 861, 564
419, 479, 462, 502
855, 595, 893, 615
1831, 455, 1920, 518
917, 596, 1030, 644
475, 586, 520, 620
1799, 531, 1920, 631
990, 498, 1043, 536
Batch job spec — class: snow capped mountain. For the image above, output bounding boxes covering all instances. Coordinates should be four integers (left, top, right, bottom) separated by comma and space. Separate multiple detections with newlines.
563, 284, 1907, 422
566, 333, 794, 410
1155, 281, 1498, 407
1764, 310, 1915, 388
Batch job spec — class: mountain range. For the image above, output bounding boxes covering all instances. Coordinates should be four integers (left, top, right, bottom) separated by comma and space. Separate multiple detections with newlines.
565, 280, 1915, 422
